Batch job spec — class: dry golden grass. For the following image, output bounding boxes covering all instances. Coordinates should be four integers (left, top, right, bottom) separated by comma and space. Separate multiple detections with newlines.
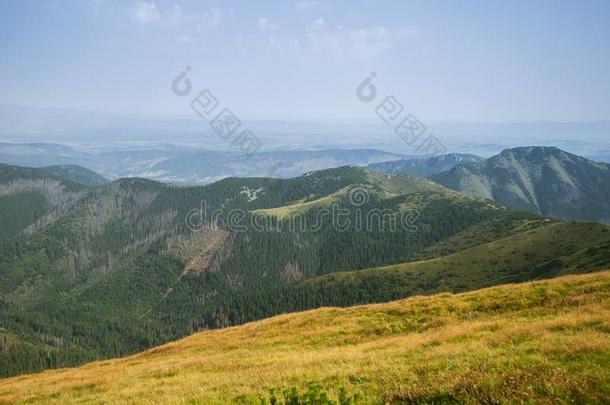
1, 271, 609, 404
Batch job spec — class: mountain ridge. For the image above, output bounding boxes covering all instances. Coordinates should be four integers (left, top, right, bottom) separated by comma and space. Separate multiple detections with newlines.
40, 164, 108, 187
367, 153, 484, 176
431, 146, 610, 224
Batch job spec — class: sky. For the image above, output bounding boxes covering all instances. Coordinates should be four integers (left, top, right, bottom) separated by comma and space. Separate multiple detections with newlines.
0, 0, 609, 121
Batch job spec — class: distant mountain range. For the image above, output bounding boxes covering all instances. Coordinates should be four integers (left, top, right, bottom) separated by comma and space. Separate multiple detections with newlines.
2, 104, 610, 162
430, 146, 610, 224
4, 144, 609, 224
367, 153, 484, 176
149, 148, 409, 182
0, 142, 407, 183
4, 143, 608, 223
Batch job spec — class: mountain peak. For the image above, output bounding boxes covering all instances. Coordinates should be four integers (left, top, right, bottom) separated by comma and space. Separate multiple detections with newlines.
497, 146, 569, 161
431, 147, 610, 223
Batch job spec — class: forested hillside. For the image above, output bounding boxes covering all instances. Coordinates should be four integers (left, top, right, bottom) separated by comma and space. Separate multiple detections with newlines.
1, 163, 609, 378
40, 164, 108, 187
280, 221, 610, 308
0, 163, 85, 244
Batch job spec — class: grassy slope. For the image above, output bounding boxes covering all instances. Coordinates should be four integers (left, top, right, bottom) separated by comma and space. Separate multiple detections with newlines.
249, 169, 453, 218
0, 270, 609, 404
412, 215, 546, 260
366, 169, 454, 196
288, 221, 610, 306
251, 186, 352, 218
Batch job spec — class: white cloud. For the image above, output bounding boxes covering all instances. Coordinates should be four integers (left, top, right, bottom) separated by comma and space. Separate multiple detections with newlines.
88, 0, 116, 16
305, 19, 421, 57
131, 1, 161, 24
198, 7, 222, 30
346, 26, 393, 56
296, 1, 330, 11
257, 17, 278, 31
130, 2, 222, 31
177, 34, 194, 43
306, 17, 327, 32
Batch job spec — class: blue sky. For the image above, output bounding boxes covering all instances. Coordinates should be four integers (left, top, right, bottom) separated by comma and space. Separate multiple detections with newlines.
0, 0, 609, 121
